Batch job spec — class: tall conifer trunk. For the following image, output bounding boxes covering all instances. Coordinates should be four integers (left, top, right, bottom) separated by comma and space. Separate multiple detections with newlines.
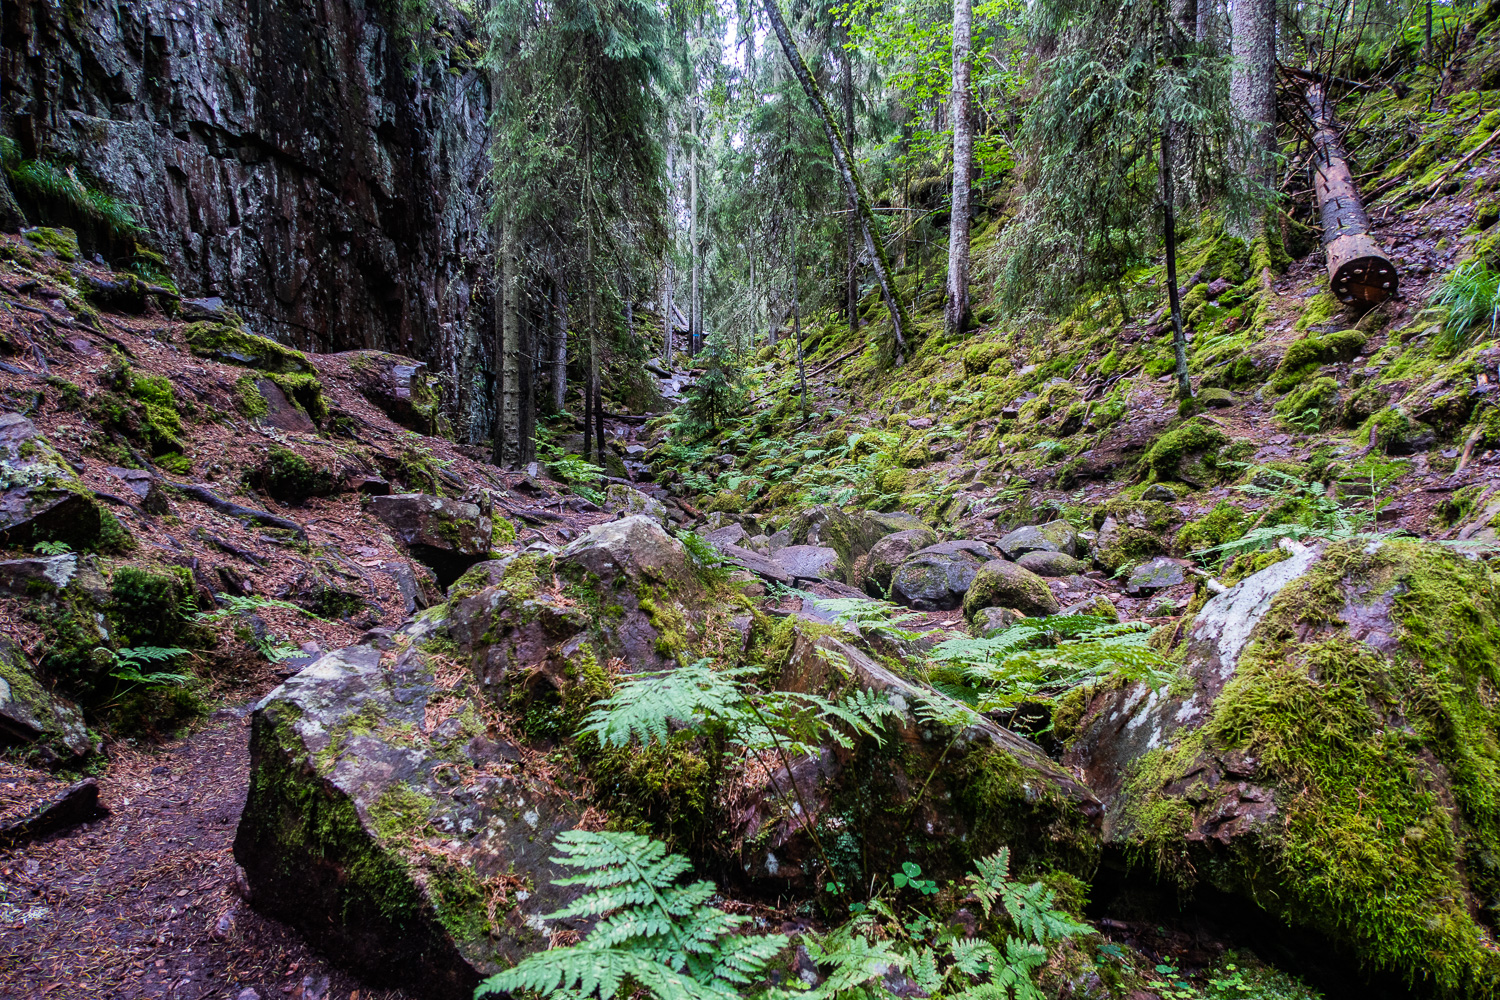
944, 0, 973, 338
552, 278, 567, 414
761, 0, 910, 359
1231, 0, 1276, 235
498, 211, 522, 469
841, 31, 860, 338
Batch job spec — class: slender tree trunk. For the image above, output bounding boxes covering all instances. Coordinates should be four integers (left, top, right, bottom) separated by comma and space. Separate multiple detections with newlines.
945, 0, 973, 338
498, 212, 522, 469
1230, 0, 1277, 236
1306, 82, 1399, 304
1161, 118, 1193, 402
792, 241, 808, 422
552, 278, 567, 414
841, 33, 860, 339
583, 229, 595, 464
690, 105, 701, 358
761, 0, 910, 359
662, 261, 674, 363
520, 286, 535, 466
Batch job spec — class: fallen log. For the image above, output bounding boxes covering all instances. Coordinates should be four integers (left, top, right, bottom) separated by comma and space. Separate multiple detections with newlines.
1306, 82, 1399, 306
176, 483, 308, 539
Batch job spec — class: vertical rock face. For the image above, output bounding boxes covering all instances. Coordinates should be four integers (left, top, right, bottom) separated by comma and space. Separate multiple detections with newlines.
1, 0, 492, 410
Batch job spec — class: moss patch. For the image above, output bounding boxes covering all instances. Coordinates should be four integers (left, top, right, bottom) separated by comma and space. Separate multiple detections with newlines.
1122, 540, 1500, 993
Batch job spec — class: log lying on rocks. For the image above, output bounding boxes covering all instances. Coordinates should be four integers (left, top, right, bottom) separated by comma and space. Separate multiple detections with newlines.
1306, 82, 1399, 306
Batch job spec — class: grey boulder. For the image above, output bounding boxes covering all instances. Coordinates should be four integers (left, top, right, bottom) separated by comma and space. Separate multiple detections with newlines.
996, 519, 1082, 560
1017, 550, 1088, 578
890, 541, 996, 610
853, 527, 940, 596
370, 493, 492, 588
235, 645, 584, 1000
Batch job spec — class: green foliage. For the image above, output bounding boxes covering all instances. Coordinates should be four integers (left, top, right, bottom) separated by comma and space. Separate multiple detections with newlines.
681, 338, 747, 434
110, 566, 190, 647
1430, 258, 1500, 352
474, 830, 789, 1000
1189, 467, 1387, 565
254, 446, 335, 503
928, 616, 1171, 715
32, 540, 73, 556
194, 594, 311, 662
8, 158, 144, 239
581, 659, 901, 758
107, 646, 191, 689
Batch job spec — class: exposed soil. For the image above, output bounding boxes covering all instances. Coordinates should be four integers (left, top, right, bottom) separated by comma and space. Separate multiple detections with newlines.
1, 705, 415, 1000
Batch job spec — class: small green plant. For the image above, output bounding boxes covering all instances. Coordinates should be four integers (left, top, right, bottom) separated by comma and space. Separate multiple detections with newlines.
475, 830, 788, 1000
32, 540, 73, 556
1191, 466, 1388, 565
194, 594, 312, 662
538, 438, 605, 505
1287, 407, 1322, 434
105, 646, 191, 691
893, 861, 939, 895
1431, 258, 1500, 352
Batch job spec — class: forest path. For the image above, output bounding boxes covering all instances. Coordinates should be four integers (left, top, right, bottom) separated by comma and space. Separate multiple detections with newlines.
1, 707, 413, 1000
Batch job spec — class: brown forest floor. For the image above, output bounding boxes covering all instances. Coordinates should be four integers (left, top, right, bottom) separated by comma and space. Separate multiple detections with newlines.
1, 705, 414, 1000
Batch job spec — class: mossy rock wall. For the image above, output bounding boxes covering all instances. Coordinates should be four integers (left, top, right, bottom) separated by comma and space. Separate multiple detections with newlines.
1064, 539, 1500, 995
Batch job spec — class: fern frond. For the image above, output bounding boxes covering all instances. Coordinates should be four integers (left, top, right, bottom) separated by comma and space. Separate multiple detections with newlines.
949, 937, 1005, 978
478, 831, 788, 1000
964, 847, 1011, 919
581, 662, 749, 748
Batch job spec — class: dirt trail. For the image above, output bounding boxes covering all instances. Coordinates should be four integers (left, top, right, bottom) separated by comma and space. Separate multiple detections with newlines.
1, 707, 412, 1000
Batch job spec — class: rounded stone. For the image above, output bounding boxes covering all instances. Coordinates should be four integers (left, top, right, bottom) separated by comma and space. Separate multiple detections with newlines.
962, 559, 1060, 619
1017, 550, 1088, 578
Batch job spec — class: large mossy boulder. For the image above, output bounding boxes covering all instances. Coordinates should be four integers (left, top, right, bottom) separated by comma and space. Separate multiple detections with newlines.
0, 412, 102, 550
1062, 539, 1500, 994
0, 635, 94, 766
235, 645, 585, 1000
788, 506, 927, 584
184, 318, 314, 374
890, 540, 996, 610
731, 630, 1102, 891
962, 559, 1060, 619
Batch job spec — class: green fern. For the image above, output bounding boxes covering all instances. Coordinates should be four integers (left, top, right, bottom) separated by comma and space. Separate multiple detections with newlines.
581, 660, 902, 758
928, 616, 1171, 714
108, 646, 191, 688
475, 831, 787, 1000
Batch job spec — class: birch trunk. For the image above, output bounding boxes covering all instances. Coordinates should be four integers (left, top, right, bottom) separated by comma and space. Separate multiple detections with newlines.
945, 0, 973, 338
761, 0, 910, 358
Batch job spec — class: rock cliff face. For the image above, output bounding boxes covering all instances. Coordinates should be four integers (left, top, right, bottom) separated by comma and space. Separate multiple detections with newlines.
1, 0, 492, 420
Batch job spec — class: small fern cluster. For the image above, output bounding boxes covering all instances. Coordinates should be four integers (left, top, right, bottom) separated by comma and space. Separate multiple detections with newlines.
476, 831, 787, 1000
582, 660, 902, 761
476, 833, 1089, 1000
927, 615, 1171, 715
